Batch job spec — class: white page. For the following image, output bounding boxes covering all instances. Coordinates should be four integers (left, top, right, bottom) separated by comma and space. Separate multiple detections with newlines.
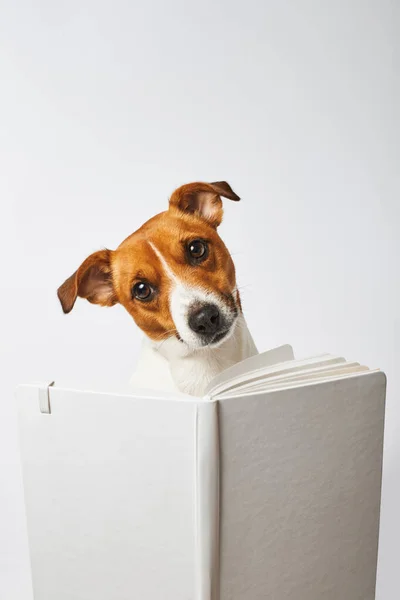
223, 361, 363, 396
204, 344, 294, 397
218, 368, 377, 399
209, 354, 346, 398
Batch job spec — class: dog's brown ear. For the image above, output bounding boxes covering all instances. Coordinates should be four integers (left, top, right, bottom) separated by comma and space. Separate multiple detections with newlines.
57, 249, 117, 314
169, 181, 240, 227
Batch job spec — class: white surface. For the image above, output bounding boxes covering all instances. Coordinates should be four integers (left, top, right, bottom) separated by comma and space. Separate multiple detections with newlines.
218, 372, 386, 599
195, 401, 220, 600
17, 385, 199, 600
17, 373, 385, 600
1, 1, 398, 599
206, 344, 295, 396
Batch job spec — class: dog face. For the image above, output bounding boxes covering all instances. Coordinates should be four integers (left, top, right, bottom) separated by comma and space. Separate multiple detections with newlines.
58, 181, 242, 351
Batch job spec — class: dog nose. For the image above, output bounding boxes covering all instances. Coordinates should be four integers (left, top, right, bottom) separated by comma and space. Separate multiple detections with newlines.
189, 304, 221, 335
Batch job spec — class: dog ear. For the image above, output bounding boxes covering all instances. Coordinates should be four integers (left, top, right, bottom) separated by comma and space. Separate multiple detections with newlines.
57, 249, 117, 314
169, 181, 240, 227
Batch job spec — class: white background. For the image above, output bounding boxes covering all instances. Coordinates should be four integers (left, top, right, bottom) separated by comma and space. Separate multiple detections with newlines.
1, 1, 398, 598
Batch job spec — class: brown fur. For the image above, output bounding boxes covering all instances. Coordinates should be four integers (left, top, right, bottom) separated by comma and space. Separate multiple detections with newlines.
58, 181, 241, 341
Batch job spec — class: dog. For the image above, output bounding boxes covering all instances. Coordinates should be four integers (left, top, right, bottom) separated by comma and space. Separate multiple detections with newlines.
57, 181, 258, 396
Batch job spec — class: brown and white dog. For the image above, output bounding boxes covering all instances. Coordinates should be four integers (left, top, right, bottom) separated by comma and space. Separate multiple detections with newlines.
57, 181, 257, 396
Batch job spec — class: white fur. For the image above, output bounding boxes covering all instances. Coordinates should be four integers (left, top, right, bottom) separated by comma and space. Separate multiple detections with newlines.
129, 241, 258, 397
130, 314, 257, 397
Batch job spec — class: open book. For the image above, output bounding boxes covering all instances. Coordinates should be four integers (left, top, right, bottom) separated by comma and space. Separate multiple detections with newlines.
204, 343, 377, 399
16, 345, 386, 600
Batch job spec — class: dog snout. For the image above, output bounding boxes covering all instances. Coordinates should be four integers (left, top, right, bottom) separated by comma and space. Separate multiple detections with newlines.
188, 303, 221, 336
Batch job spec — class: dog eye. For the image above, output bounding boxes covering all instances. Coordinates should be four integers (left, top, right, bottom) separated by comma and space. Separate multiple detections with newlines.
187, 239, 209, 263
132, 281, 154, 302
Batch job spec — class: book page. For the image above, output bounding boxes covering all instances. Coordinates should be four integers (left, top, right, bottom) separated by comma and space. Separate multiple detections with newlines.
208, 353, 345, 398
217, 365, 372, 399
216, 361, 362, 396
205, 344, 295, 397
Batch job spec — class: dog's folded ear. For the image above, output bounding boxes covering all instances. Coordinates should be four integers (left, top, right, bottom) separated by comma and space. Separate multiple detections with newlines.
169, 181, 240, 227
57, 249, 117, 314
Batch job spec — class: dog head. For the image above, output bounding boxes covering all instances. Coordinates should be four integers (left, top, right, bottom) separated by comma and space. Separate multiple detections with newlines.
57, 181, 242, 352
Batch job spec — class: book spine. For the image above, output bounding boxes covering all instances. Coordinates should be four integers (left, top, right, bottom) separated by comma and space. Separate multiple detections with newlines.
195, 400, 220, 600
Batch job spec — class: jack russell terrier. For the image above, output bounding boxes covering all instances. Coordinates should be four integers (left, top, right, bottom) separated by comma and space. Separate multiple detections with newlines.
57, 181, 258, 396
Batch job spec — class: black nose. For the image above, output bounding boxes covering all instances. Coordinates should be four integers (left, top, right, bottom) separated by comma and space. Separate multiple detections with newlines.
189, 304, 221, 335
